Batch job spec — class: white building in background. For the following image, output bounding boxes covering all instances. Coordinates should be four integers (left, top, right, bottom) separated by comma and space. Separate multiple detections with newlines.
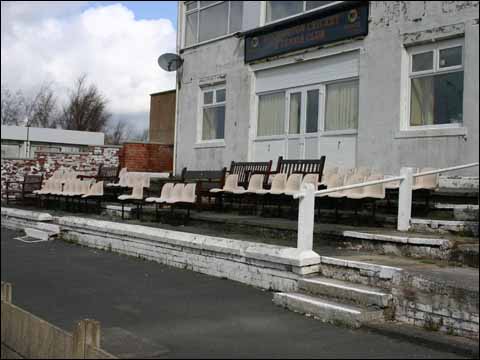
174, 1, 479, 175
1, 125, 105, 159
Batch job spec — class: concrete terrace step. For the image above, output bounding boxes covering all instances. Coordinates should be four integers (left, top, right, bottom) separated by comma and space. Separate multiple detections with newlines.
299, 277, 392, 308
273, 292, 385, 328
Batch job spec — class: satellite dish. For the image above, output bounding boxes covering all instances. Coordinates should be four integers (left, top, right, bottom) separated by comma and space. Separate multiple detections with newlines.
158, 53, 183, 72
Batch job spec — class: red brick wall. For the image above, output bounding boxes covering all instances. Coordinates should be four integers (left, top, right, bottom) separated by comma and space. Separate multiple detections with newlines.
120, 143, 173, 173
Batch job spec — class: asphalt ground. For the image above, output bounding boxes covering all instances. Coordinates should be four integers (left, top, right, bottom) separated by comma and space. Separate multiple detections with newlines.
1, 226, 466, 359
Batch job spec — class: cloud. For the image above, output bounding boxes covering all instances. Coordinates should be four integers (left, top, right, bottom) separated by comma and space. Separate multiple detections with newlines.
1, 2, 177, 129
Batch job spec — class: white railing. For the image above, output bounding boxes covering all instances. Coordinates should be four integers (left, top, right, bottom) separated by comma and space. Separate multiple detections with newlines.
294, 162, 479, 254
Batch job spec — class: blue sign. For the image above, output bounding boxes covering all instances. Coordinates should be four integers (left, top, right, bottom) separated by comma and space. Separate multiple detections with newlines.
245, 3, 369, 63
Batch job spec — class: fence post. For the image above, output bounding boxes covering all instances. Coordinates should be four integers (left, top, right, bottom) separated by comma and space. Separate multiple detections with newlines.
297, 183, 315, 252
398, 167, 414, 231
72, 319, 101, 358
1, 281, 12, 303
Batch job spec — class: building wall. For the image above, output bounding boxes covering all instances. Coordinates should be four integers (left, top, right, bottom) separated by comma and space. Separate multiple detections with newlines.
119, 142, 173, 173
149, 90, 176, 144
176, 36, 252, 173
1, 145, 120, 194
175, 1, 479, 176
357, 1, 479, 175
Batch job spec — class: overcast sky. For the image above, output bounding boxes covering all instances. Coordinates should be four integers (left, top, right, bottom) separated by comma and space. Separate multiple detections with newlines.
1, 1, 178, 131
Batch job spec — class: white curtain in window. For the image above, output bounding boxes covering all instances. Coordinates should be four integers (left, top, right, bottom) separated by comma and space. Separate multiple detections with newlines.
325, 80, 359, 131
257, 92, 285, 136
410, 77, 434, 126
202, 106, 225, 140
289, 92, 301, 134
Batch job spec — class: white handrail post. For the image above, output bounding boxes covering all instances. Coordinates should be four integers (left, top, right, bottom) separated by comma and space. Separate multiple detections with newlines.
297, 183, 315, 251
398, 167, 414, 231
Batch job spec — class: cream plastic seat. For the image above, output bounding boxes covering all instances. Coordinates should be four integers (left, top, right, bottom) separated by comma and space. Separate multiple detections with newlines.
319, 174, 344, 198
302, 173, 319, 188
231, 174, 264, 195
210, 174, 239, 193
346, 175, 384, 200
118, 184, 144, 201
166, 183, 185, 204
255, 173, 287, 195
61, 180, 77, 196
340, 174, 366, 199
82, 181, 104, 198
413, 167, 438, 190
320, 167, 338, 186
180, 183, 197, 203
283, 173, 304, 196
145, 182, 174, 203
354, 167, 371, 178
337, 167, 355, 178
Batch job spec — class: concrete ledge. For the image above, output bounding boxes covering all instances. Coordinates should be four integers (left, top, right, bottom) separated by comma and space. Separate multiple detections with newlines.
57, 217, 320, 268
342, 231, 450, 248
1, 207, 53, 222
319, 256, 402, 280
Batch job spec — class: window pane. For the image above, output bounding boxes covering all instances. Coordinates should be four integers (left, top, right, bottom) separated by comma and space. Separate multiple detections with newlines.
185, 13, 198, 46
325, 80, 359, 131
258, 92, 285, 136
185, 1, 198, 11
199, 2, 228, 42
266, 1, 303, 22
434, 71, 463, 124
306, 89, 319, 133
229, 1, 244, 33
306, 1, 336, 11
412, 51, 433, 72
204, 91, 213, 104
410, 72, 463, 126
289, 92, 301, 134
439, 46, 462, 68
202, 105, 225, 140
216, 89, 226, 103
200, 0, 218, 7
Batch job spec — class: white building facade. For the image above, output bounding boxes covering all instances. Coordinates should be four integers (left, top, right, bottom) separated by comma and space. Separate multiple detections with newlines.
174, 1, 479, 175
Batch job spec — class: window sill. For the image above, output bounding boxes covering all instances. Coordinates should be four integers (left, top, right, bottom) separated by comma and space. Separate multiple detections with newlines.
320, 129, 358, 137
395, 127, 467, 139
194, 141, 226, 149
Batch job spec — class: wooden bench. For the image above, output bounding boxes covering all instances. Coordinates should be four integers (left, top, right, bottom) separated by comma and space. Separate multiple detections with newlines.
228, 160, 273, 188
270, 156, 326, 186
4, 174, 44, 205
78, 164, 120, 183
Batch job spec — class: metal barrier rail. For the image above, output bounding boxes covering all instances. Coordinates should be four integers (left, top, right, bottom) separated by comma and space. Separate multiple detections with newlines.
294, 163, 479, 255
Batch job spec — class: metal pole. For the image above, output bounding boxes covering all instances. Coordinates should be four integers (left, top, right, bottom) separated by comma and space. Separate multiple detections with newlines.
297, 183, 315, 252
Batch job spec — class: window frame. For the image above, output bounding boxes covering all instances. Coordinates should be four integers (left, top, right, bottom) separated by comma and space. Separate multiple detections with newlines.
197, 84, 227, 144
405, 38, 465, 131
183, 1, 242, 49
262, 1, 344, 26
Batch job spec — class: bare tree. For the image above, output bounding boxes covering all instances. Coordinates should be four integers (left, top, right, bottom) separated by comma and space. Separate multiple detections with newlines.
105, 119, 130, 145
1, 85, 24, 125
1, 84, 57, 128
58, 75, 111, 132
27, 84, 58, 128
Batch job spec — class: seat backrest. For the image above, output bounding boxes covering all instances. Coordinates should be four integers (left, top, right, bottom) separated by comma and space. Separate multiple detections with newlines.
63, 180, 74, 194
328, 174, 344, 189
131, 184, 144, 199
160, 182, 175, 200
302, 173, 319, 188
247, 174, 264, 191
224, 174, 239, 191
170, 183, 185, 201
363, 175, 385, 199
271, 173, 288, 192
126, 173, 137, 187
142, 174, 151, 188
118, 168, 128, 178
81, 181, 92, 195
323, 166, 338, 178
275, 156, 326, 182
181, 183, 197, 203
93, 181, 104, 196
355, 167, 371, 178
344, 173, 366, 196
416, 167, 438, 189
285, 173, 303, 192
229, 160, 272, 187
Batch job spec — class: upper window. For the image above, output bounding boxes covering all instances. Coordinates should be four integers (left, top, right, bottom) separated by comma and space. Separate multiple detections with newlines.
409, 41, 464, 127
184, 1, 243, 47
201, 87, 226, 141
265, 1, 340, 23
